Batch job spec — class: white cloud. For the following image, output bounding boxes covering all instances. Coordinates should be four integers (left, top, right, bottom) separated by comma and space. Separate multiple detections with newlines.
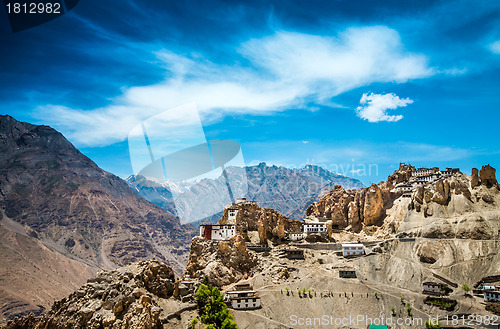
489, 40, 500, 54
36, 26, 434, 147
241, 26, 433, 96
355, 92, 413, 123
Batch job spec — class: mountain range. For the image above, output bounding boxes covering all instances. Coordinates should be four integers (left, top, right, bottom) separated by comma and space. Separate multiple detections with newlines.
126, 162, 364, 224
0, 115, 195, 322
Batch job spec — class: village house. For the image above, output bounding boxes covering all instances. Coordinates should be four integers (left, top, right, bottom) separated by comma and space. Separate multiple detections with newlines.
413, 167, 440, 177
417, 175, 439, 183
342, 243, 364, 257
286, 230, 304, 241
199, 223, 236, 241
392, 183, 413, 197
339, 268, 357, 278
441, 168, 460, 176
484, 290, 500, 302
303, 222, 327, 234
423, 282, 442, 295
283, 248, 305, 260
225, 283, 261, 310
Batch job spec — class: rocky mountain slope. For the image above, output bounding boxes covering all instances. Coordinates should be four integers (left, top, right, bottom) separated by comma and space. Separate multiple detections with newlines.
0, 115, 196, 322
0, 216, 98, 323
127, 162, 364, 223
2, 260, 192, 329
307, 164, 500, 241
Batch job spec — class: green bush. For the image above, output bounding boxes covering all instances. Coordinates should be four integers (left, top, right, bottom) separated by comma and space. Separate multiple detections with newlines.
189, 318, 198, 329
195, 283, 238, 329
406, 302, 412, 316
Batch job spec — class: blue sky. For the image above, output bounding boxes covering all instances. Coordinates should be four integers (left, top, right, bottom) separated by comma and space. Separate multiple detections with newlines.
1, 0, 500, 185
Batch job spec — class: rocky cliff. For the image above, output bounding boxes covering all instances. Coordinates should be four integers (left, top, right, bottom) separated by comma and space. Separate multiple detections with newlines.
182, 201, 303, 288
0, 115, 196, 322
399, 166, 499, 240
184, 235, 257, 287
218, 201, 303, 243
2, 260, 179, 329
307, 163, 499, 240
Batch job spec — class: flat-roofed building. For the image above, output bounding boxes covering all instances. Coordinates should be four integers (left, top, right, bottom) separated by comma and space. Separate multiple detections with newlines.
423, 282, 442, 295
286, 231, 304, 241
341, 243, 364, 257
225, 284, 261, 310
304, 222, 327, 234
200, 224, 236, 241
284, 248, 305, 260
484, 290, 500, 302
339, 269, 357, 278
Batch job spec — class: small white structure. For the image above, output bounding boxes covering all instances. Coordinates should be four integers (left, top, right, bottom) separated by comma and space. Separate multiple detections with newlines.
441, 168, 459, 176
341, 243, 364, 257
179, 274, 196, 295
417, 175, 439, 183
413, 167, 439, 177
200, 224, 236, 241
423, 282, 441, 294
225, 288, 261, 310
303, 223, 327, 234
181, 274, 195, 285
287, 231, 304, 241
236, 198, 247, 204
227, 209, 238, 223
484, 290, 500, 302
393, 183, 413, 197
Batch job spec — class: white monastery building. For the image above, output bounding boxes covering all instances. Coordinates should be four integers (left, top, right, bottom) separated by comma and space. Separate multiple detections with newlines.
303, 222, 327, 234
200, 224, 236, 241
225, 284, 261, 310
341, 243, 365, 257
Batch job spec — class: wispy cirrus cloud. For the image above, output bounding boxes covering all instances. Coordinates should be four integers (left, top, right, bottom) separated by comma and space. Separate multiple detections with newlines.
35, 26, 434, 147
355, 92, 413, 123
